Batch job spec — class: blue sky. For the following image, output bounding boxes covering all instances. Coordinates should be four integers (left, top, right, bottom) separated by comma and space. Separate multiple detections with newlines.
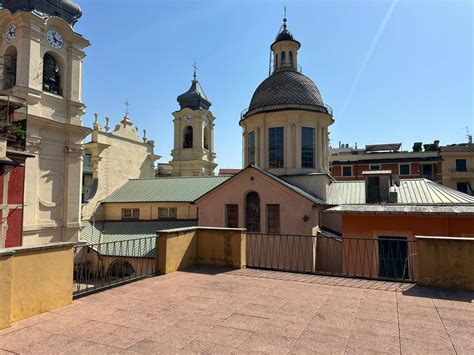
76, 0, 473, 169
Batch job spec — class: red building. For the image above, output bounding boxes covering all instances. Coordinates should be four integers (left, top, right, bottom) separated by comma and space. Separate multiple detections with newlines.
330, 142, 443, 183
0, 94, 32, 248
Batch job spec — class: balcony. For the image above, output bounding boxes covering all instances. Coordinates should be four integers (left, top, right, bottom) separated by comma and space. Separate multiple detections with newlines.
448, 168, 474, 177
0, 120, 27, 151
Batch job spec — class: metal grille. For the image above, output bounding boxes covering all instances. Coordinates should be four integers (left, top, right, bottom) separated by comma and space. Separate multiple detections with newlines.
73, 237, 156, 297
245, 233, 417, 282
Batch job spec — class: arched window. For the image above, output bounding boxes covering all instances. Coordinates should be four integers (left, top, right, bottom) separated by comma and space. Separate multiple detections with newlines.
275, 53, 279, 70
281, 51, 286, 66
107, 259, 135, 278
3, 46, 17, 90
183, 126, 193, 148
203, 127, 209, 150
43, 53, 61, 95
289, 51, 293, 67
245, 191, 260, 232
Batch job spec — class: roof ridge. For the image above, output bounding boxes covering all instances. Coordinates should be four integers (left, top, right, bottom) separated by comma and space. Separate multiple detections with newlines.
129, 176, 228, 181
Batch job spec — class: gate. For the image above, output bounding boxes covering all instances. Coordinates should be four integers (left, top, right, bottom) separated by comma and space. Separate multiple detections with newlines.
73, 237, 156, 297
245, 233, 417, 282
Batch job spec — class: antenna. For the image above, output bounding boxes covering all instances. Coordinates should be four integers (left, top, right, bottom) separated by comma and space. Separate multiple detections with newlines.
467, 126, 473, 144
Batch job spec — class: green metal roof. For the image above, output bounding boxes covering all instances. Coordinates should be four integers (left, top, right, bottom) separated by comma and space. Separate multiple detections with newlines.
80, 220, 198, 257
327, 178, 474, 205
103, 176, 230, 203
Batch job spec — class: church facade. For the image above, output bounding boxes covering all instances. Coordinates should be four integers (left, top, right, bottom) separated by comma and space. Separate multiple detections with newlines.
0, 1, 90, 246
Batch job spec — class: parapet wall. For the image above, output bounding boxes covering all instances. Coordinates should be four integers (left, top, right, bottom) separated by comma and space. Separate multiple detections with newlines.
0, 243, 74, 329
416, 236, 474, 290
156, 227, 246, 274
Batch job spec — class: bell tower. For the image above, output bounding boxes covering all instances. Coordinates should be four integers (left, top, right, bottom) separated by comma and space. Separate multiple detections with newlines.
0, 1, 90, 245
170, 67, 216, 176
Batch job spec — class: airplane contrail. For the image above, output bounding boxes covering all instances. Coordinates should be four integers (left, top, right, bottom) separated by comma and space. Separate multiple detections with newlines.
339, 0, 399, 119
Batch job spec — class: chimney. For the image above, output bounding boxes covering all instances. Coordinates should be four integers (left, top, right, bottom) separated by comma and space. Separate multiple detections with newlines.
363, 170, 393, 203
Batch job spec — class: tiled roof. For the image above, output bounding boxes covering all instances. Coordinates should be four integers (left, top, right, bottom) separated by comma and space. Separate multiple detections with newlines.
327, 178, 474, 205
81, 220, 198, 257
245, 70, 328, 118
103, 176, 230, 203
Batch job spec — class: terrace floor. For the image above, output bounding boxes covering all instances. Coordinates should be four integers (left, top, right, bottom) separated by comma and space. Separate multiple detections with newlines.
1, 267, 473, 354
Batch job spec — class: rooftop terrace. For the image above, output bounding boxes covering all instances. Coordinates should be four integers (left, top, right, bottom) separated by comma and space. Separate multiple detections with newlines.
1, 267, 473, 354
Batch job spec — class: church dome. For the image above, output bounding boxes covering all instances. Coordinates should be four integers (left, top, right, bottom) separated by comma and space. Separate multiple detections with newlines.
244, 70, 328, 118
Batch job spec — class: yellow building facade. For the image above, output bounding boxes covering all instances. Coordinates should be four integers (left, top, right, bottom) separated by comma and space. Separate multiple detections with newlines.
441, 143, 474, 196
81, 114, 160, 221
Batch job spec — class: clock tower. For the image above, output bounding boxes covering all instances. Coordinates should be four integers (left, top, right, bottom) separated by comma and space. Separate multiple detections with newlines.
170, 70, 216, 176
0, 1, 90, 245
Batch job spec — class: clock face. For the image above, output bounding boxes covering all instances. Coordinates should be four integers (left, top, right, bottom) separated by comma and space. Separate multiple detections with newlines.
46, 29, 64, 49
184, 115, 193, 124
4, 24, 16, 43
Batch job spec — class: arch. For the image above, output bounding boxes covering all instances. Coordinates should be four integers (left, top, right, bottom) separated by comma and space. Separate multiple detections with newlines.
42, 52, 62, 95
3, 45, 17, 90
107, 259, 135, 278
245, 191, 260, 232
289, 51, 293, 67
281, 51, 286, 66
183, 125, 193, 148
203, 127, 209, 150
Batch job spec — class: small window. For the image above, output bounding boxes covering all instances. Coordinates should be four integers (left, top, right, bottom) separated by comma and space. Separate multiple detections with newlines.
43, 53, 61, 95
267, 204, 280, 234
342, 166, 352, 177
370, 165, 380, 171
183, 126, 193, 148
275, 53, 278, 69
248, 131, 256, 165
225, 204, 238, 228
289, 51, 293, 66
158, 207, 177, 220
456, 159, 467, 172
203, 127, 209, 150
122, 208, 139, 220
457, 182, 468, 194
399, 164, 410, 175
281, 51, 286, 65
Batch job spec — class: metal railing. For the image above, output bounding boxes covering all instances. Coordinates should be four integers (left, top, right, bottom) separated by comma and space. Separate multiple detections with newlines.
269, 61, 303, 75
240, 103, 333, 119
245, 233, 417, 282
449, 168, 474, 173
73, 237, 156, 297
419, 173, 441, 181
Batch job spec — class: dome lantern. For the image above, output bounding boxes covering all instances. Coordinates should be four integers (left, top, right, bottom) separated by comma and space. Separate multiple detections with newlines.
270, 13, 301, 73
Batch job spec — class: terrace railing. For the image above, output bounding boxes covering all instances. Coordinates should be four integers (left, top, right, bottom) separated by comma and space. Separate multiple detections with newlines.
245, 233, 417, 282
73, 237, 156, 297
